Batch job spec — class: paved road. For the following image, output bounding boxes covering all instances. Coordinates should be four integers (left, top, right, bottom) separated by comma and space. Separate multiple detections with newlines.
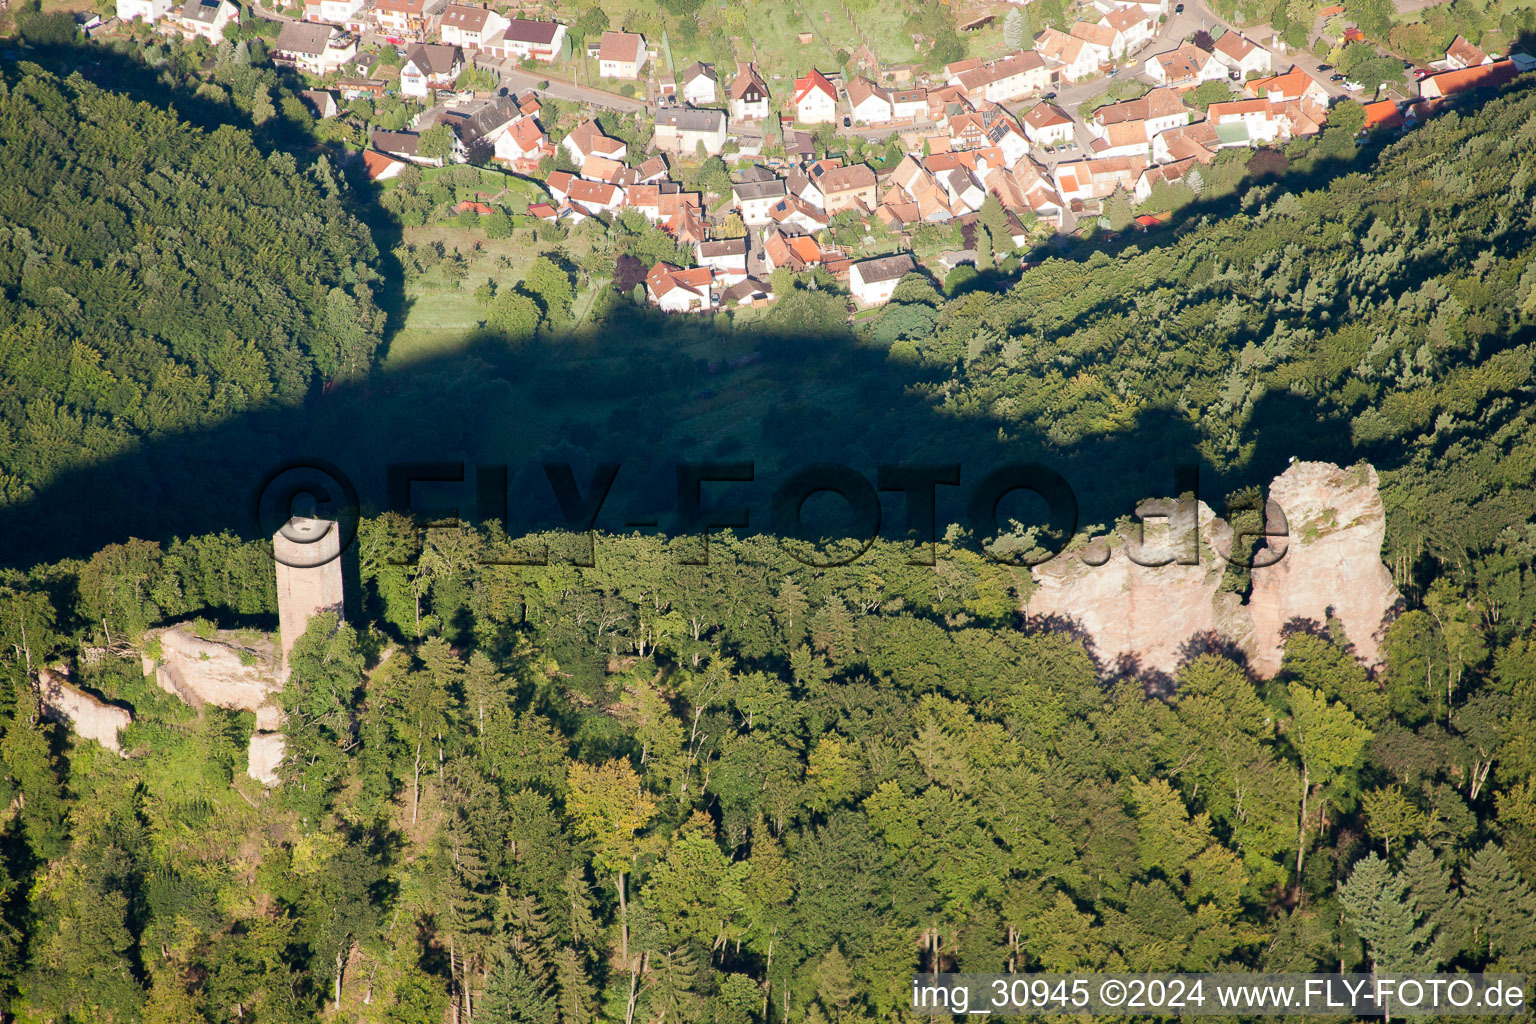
484, 60, 651, 114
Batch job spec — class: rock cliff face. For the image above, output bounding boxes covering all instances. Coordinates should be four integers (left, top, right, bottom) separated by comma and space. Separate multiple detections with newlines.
1245, 462, 1399, 675
1025, 461, 1400, 679
37, 668, 131, 755
145, 626, 286, 731
142, 624, 289, 784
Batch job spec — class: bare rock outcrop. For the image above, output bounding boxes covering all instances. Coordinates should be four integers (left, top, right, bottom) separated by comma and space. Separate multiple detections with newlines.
37, 668, 130, 755
247, 732, 285, 786
1028, 499, 1246, 677
1246, 461, 1400, 676
146, 626, 286, 732
1025, 461, 1400, 679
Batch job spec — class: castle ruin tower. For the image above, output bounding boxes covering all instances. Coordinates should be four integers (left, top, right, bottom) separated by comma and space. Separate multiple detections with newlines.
273, 517, 345, 673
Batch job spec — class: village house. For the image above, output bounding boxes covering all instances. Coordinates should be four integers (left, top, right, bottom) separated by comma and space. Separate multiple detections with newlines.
1360, 98, 1404, 131
793, 70, 839, 124
372, 130, 445, 166
1134, 157, 1200, 202
954, 51, 1051, 103
1089, 119, 1153, 158
1145, 44, 1225, 87
1053, 155, 1146, 202
1035, 28, 1100, 84
733, 175, 789, 224
1211, 31, 1273, 77
161, 0, 238, 42
1091, 0, 1168, 18
547, 173, 626, 215
117, 0, 173, 23
400, 43, 463, 98
1207, 98, 1288, 143
1100, 7, 1155, 55
849, 253, 917, 307
1022, 101, 1075, 147
635, 156, 670, 183
273, 21, 358, 75
890, 88, 928, 120
677, 62, 718, 105
763, 229, 826, 272
1151, 119, 1220, 162
581, 155, 631, 185
487, 19, 566, 61
988, 118, 1032, 166
301, 0, 363, 25
363, 149, 409, 180
561, 119, 628, 164
808, 162, 877, 214
372, 0, 433, 40
645, 263, 716, 312
1067, 22, 1116, 64
653, 107, 729, 156
1244, 66, 1329, 110
846, 77, 895, 123
1417, 59, 1517, 101
730, 63, 772, 120
1090, 87, 1190, 138
695, 238, 749, 284
492, 116, 552, 169
299, 89, 339, 118
598, 31, 648, 78
765, 196, 829, 233
1444, 34, 1491, 69
437, 4, 510, 50
439, 95, 524, 157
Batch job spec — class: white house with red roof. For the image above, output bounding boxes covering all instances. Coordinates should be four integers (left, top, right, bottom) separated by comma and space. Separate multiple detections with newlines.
492, 117, 552, 169
301, 0, 363, 25
598, 31, 647, 78
646, 263, 716, 312
793, 70, 839, 124
438, 4, 510, 50
1022, 102, 1075, 146
1211, 32, 1273, 77
1035, 28, 1100, 83
1145, 43, 1224, 87
1444, 35, 1491, 70
560, 119, 628, 164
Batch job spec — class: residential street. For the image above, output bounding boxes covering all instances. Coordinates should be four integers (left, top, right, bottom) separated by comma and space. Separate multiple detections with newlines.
484, 61, 651, 114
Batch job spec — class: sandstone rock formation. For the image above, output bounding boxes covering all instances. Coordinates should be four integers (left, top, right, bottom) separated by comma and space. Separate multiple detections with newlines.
1245, 462, 1399, 676
145, 626, 285, 731
247, 732, 286, 786
1025, 461, 1400, 679
37, 668, 131, 755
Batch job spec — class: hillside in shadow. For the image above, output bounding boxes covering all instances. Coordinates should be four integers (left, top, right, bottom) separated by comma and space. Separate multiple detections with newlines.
2, 38, 1532, 574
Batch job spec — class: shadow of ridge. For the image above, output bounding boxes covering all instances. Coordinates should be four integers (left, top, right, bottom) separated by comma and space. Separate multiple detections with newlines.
0, 310, 1268, 571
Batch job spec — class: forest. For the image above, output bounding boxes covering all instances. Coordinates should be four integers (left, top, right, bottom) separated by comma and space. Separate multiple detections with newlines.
0, 46, 1535, 1024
